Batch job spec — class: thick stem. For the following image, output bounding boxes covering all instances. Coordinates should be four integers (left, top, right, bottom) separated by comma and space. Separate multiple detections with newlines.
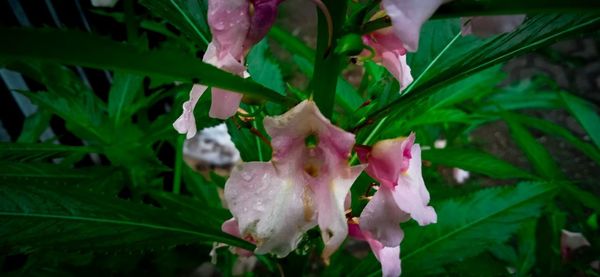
311, 0, 347, 119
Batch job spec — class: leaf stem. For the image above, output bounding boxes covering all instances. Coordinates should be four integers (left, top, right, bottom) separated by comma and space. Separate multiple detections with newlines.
311, 0, 347, 119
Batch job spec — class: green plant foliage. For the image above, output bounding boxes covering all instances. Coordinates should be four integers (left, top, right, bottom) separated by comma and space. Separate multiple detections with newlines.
1, 0, 599, 275
422, 148, 535, 179
560, 92, 600, 149
0, 183, 252, 254
0, 28, 292, 105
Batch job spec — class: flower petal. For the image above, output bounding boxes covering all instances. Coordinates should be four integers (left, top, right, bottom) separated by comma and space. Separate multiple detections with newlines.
313, 165, 365, 262
245, 0, 283, 49
382, 0, 451, 52
359, 186, 409, 247
207, 0, 251, 60
561, 229, 591, 260
264, 101, 355, 162
221, 218, 255, 257
381, 51, 413, 92
358, 133, 415, 188
224, 162, 317, 257
366, 238, 401, 277
394, 144, 437, 225
461, 15, 526, 37
209, 88, 244, 119
173, 84, 208, 139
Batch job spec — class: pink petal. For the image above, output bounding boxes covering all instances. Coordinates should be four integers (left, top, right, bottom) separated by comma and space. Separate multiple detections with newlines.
221, 218, 254, 257
173, 84, 208, 139
360, 186, 409, 247
363, 33, 413, 92
209, 88, 243, 119
394, 144, 437, 225
348, 222, 402, 277
203, 43, 248, 120
264, 101, 355, 163
207, 0, 251, 60
358, 133, 416, 188
382, 0, 451, 52
224, 162, 317, 257
366, 239, 401, 277
381, 51, 413, 92
561, 229, 591, 260
245, 0, 284, 49
461, 15, 526, 37
313, 165, 365, 262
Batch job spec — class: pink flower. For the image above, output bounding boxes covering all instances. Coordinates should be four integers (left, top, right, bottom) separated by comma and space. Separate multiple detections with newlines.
461, 15, 526, 37
363, 30, 413, 92
561, 229, 591, 261
381, 0, 451, 52
355, 133, 436, 276
223, 100, 364, 261
349, 221, 401, 277
174, 0, 283, 137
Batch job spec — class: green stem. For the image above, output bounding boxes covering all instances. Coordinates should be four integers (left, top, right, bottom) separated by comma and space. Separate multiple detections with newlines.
311, 0, 347, 119
349, 116, 389, 164
249, 106, 264, 162
173, 135, 184, 194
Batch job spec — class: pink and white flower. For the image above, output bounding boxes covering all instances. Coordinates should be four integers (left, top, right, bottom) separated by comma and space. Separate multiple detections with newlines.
174, 0, 283, 138
223, 100, 364, 261
363, 30, 413, 92
355, 133, 436, 276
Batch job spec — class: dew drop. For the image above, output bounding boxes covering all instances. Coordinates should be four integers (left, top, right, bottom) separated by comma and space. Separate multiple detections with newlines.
241, 171, 254, 182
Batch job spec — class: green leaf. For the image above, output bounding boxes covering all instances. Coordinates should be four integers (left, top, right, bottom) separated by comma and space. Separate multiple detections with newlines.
247, 39, 285, 94
512, 114, 600, 165
139, 0, 210, 45
17, 110, 52, 143
356, 182, 557, 276
422, 148, 535, 179
560, 92, 600, 149
108, 72, 144, 127
0, 143, 95, 162
401, 182, 556, 275
0, 183, 252, 254
503, 113, 564, 180
0, 28, 293, 106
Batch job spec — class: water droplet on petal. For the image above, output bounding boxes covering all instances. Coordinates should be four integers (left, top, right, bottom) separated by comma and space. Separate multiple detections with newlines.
241, 171, 254, 182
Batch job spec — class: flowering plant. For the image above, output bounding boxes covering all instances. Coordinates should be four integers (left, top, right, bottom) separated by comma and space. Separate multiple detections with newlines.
0, 0, 599, 276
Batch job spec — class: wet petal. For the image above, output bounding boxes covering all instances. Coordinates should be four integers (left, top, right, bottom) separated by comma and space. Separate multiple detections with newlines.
173, 84, 208, 139
264, 101, 355, 162
360, 186, 409, 247
221, 218, 254, 257
313, 165, 365, 261
207, 0, 251, 60
461, 15, 526, 37
203, 43, 248, 120
394, 144, 437, 225
224, 162, 317, 257
382, 0, 451, 51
